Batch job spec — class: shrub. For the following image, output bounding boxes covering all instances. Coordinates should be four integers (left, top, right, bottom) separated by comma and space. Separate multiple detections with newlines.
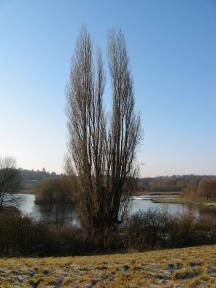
0, 208, 96, 256
124, 210, 170, 250
46, 224, 97, 256
124, 209, 216, 251
0, 208, 47, 256
35, 176, 75, 205
1, 207, 216, 256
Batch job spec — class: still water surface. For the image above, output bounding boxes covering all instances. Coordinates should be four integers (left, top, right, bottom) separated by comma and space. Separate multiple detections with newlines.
16, 193, 196, 226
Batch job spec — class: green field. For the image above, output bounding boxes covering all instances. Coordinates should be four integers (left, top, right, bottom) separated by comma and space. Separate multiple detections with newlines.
0, 245, 216, 287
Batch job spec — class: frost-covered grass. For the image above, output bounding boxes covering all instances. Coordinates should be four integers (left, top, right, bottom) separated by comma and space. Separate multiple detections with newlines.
0, 245, 216, 287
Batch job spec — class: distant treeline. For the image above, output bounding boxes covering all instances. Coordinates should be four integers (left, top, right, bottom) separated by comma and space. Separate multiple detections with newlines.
19, 168, 60, 181
18, 169, 62, 193
136, 175, 216, 192
18, 170, 216, 194
184, 178, 216, 200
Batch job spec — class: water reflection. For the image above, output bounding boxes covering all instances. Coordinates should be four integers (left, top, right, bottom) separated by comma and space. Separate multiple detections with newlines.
17, 194, 80, 225
17, 193, 211, 226
129, 199, 198, 217
37, 203, 80, 225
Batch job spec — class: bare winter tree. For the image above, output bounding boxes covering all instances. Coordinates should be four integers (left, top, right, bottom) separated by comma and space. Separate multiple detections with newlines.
66, 27, 140, 246
106, 30, 140, 226
0, 157, 21, 210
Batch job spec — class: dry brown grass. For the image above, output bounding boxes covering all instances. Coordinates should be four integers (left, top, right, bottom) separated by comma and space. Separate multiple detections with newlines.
0, 245, 216, 287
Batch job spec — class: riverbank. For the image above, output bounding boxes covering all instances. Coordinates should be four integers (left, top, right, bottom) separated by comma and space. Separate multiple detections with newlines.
19, 188, 37, 195
152, 196, 216, 209
0, 245, 216, 287
135, 191, 181, 196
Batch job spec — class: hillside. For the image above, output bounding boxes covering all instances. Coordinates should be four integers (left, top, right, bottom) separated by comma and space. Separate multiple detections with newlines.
19, 169, 61, 193
136, 175, 216, 193
0, 245, 216, 287
18, 169, 216, 194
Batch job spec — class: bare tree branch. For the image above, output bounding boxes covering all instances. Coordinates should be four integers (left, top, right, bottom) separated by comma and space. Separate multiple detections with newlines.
0, 156, 22, 210
66, 28, 141, 247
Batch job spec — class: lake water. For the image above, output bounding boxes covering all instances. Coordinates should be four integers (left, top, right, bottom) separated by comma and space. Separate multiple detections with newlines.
129, 195, 194, 215
16, 193, 197, 226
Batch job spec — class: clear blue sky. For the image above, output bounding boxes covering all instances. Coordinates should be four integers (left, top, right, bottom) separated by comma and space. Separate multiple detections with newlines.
0, 0, 216, 177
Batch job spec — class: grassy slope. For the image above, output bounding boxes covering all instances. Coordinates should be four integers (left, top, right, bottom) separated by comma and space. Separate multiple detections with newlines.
0, 245, 216, 287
